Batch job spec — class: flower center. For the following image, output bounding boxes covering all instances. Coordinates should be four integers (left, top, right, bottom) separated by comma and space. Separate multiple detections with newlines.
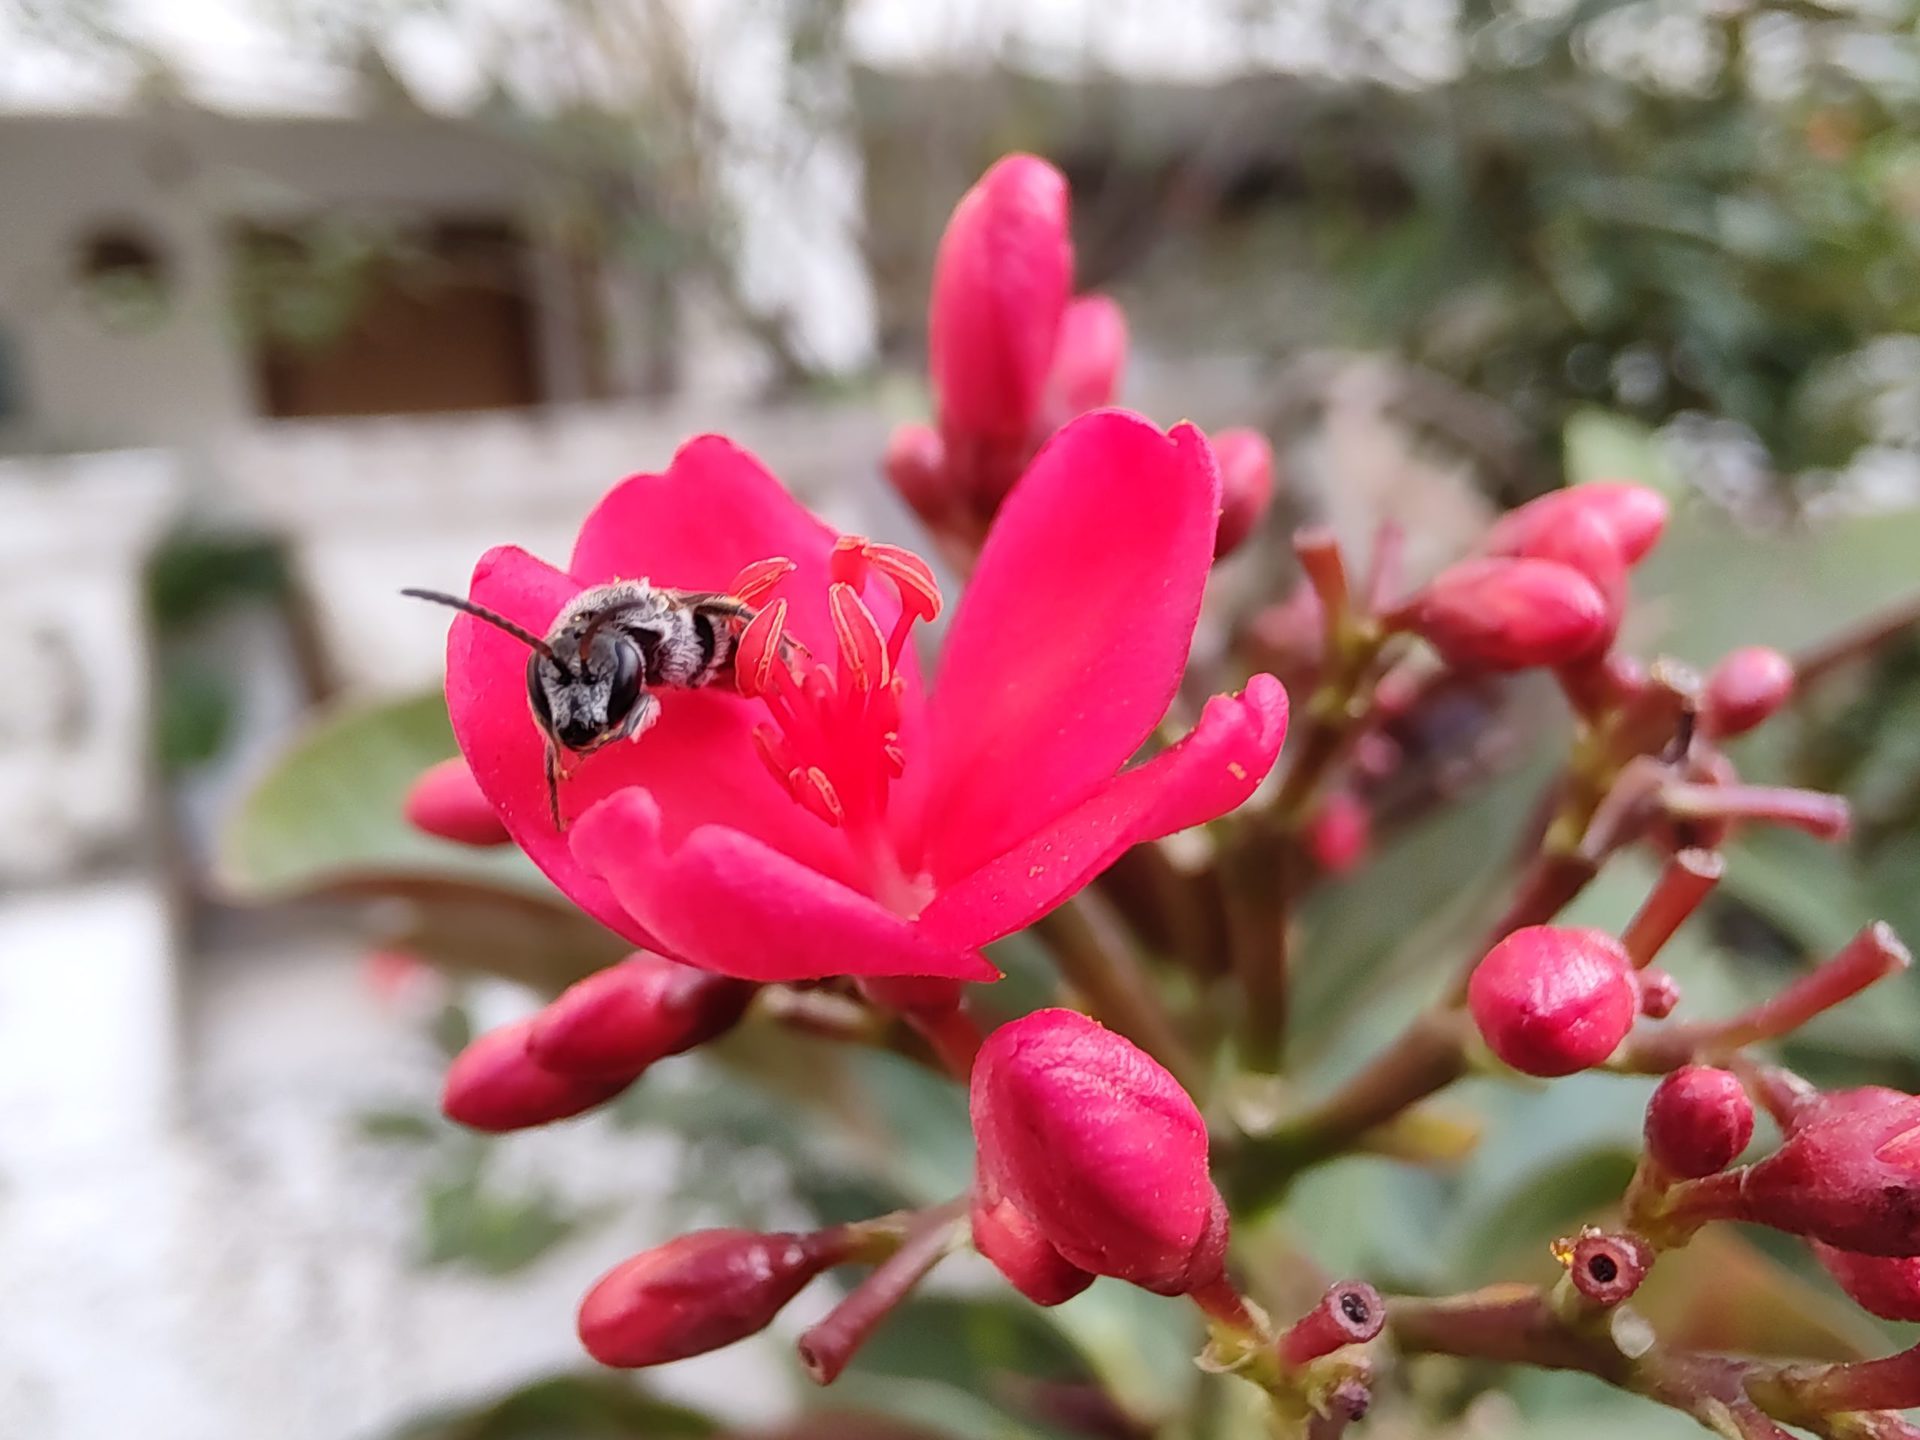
729, 538, 943, 912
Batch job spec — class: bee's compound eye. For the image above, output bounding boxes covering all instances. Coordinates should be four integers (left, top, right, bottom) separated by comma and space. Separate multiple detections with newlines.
605, 639, 644, 725
526, 653, 556, 731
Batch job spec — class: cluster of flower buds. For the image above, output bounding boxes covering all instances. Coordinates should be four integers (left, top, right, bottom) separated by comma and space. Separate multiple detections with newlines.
969, 1008, 1229, 1297
1385, 481, 1668, 675
441, 954, 755, 1131
886, 153, 1275, 555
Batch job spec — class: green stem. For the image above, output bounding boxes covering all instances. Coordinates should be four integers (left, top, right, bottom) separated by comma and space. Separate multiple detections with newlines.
1034, 894, 1207, 1096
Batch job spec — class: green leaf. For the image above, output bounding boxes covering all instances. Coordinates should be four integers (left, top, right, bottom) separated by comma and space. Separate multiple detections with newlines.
389, 1373, 717, 1440
1563, 409, 1679, 492
420, 1170, 581, 1276
1633, 507, 1920, 671
1043, 1281, 1203, 1425
216, 689, 547, 902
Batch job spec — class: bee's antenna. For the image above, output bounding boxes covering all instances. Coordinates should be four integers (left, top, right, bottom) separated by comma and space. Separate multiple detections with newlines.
402, 588, 555, 659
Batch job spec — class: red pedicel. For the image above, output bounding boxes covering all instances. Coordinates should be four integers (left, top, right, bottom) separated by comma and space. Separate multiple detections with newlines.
578, 1228, 844, 1367
970, 1008, 1228, 1296
1645, 1066, 1755, 1178
1467, 926, 1639, 1077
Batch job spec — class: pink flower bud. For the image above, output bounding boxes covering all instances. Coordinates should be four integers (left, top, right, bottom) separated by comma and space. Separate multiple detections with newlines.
970, 1189, 1094, 1307
882, 422, 953, 529
929, 154, 1072, 448
1467, 926, 1639, 1077
1487, 502, 1627, 606
1732, 1086, 1920, 1256
441, 1017, 634, 1132
1211, 427, 1276, 558
578, 1228, 839, 1367
1307, 790, 1372, 876
529, 954, 756, 1079
1703, 646, 1795, 739
1043, 294, 1128, 423
1645, 1066, 1754, 1178
1813, 1243, 1920, 1321
1393, 558, 1613, 672
404, 757, 509, 846
1486, 482, 1669, 567
970, 1008, 1228, 1295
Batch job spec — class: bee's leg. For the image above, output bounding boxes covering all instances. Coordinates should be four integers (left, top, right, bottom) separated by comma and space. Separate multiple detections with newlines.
545, 742, 564, 830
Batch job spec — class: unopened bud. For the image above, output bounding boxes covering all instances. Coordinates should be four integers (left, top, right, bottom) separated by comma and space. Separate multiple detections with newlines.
1306, 790, 1371, 876
970, 1008, 1228, 1295
1487, 503, 1627, 617
404, 757, 509, 846
1467, 926, 1639, 1077
1211, 427, 1276, 558
1645, 1066, 1754, 1178
1043, 294, 1128, 422
883, 423, 952, 529
578, 1227, 841, 1367
1392, 558, 1613, 672
1703, 646, 1795, 739
1278, 1281, 1385, 1366
441, 1017, 635, 1132
529, 954, 755, 1078
1486, 482, 1669, 568
1813, 1243, 1920, 1321
1732, 1086, 1920, 1255
929, 154, 1072, 448
970, 1189, 1094, 1306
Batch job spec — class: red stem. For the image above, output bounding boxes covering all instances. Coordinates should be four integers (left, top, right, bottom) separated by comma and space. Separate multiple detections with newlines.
1621, 848, 1724, 968
796, 1199, 967, 1385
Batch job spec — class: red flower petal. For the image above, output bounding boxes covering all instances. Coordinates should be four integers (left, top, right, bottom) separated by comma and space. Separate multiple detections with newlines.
445, 547, 860, 944
911, 414, 1223, 883
570, 789, 999, 984
918, 675, 1287, 947
569, 436, 843, 658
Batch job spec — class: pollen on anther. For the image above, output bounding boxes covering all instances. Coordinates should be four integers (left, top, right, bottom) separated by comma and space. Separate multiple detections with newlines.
829, 583, 889, 692
728, 556, 797, 607
866, 542, 943, 622
797, 766, 845, 827
735, 599, 789, 698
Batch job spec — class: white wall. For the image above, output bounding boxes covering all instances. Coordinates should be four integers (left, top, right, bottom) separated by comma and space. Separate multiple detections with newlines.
0, 112, 557, 454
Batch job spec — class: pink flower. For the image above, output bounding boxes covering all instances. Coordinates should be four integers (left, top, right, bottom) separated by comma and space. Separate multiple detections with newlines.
970, 1007, 1229, 1295
441, 412, 1287, 984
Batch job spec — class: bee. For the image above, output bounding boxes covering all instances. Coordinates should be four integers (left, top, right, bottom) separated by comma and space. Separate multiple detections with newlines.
404, 581, 760, 827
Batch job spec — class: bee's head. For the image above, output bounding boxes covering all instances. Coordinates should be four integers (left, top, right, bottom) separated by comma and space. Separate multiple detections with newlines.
401, 586, 647, 756
528, 632, 645, 754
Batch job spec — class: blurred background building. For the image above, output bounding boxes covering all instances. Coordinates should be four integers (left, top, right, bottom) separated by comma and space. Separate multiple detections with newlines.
0, 1, 1915, 1437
